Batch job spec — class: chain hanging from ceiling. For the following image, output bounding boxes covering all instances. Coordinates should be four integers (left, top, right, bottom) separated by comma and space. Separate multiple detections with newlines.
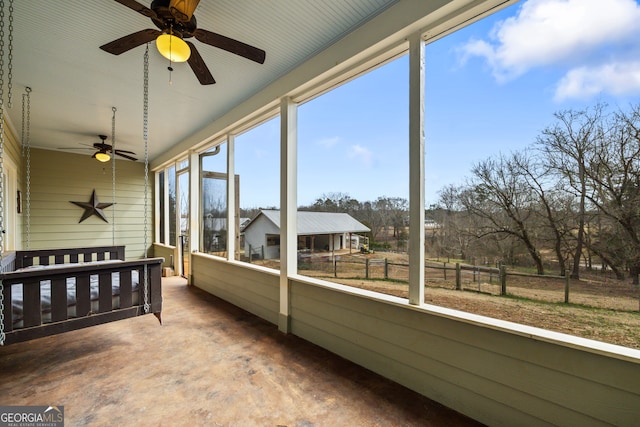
6, 0, 12, 108
0, 0, 17, 345
111, 107, 117, 246
0, 0, 8, 346
0, 0, 13, 109
22, 87, 31, 250
142, 44, 150, 314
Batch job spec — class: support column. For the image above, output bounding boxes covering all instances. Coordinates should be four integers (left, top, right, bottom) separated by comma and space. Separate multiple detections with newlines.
154, 170, 160, 247
227, 134, 236, 261
280, 97, 298, 333
408, 32, 425, 305
189, 151, 200, 283
163, 171, 170, 250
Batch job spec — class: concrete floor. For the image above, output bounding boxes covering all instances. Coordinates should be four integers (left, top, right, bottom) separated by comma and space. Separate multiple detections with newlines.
0, 276, 483, 426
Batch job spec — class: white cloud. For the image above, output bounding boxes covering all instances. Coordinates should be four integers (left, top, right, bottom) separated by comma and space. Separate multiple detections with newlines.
348, 144, 374, 168
458, 0, 640, 97
555, 61, 640, 101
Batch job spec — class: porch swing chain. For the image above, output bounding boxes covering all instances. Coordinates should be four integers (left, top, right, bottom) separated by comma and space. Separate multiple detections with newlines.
24, 88, 31, 250
142, 44, 150, 313
0, 0, 12, 110
0, 0, 6, 345
6, 0, 11, 108
111, 107, 117, 246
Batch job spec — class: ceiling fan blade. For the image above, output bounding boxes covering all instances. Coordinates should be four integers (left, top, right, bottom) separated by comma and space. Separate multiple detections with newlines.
115, 152, 138, 161
100, 29, 161, 55
194, 28, 266, 64
185, 41, 215, 85
112, 0, 156, 18
169, 0, 201, 22
114, 149, 137, 155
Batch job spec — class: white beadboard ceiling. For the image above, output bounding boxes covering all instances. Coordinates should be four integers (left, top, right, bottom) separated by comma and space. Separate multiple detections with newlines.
6, 0, 515, 164
5, 0, 398, 162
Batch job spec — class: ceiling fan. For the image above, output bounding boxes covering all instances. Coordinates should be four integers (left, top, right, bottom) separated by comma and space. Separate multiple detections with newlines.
60, 135, 138, 162
100, 0, 266, 85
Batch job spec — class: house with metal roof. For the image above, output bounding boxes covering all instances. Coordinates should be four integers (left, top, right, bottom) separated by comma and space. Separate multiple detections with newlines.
242, 210, 370, 259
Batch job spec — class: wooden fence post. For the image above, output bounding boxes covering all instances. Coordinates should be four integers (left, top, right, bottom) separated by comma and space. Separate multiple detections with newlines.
365, 258, 369, 279
564, 273, 570, 304
500, 265, 507, 296
456, 263, 461, 290
384, 258, 388, 279
334, 258, 337, 278
249, 245, 253, 263
443, 262, 447, 280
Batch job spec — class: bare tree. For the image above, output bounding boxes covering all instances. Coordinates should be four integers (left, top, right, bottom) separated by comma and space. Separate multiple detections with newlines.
537, 105, 604, 279
357, 200, 384, 243
464, 154, 546, 274
513, 150, 572, 275
583, 105, 640, 282
436, 185, 476, 261
375, 196, 408, 240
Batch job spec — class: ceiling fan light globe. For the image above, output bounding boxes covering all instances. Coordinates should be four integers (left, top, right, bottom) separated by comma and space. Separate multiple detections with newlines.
95, 151, 111, 162
156, 34, 191, 62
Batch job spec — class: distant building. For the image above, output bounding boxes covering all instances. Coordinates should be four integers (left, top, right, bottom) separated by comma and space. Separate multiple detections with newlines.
241, 209, 370, 259
424, 219, 440, 229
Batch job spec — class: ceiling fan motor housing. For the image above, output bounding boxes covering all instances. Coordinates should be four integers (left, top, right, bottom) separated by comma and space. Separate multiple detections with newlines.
151, 0, 198, 38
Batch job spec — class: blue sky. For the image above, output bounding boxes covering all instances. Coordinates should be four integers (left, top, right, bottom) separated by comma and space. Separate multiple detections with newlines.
232, 0, 640, 209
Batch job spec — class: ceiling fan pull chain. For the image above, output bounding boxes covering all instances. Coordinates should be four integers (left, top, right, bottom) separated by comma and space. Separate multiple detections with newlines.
111, 106, 117, 246
168, 24, 174, 84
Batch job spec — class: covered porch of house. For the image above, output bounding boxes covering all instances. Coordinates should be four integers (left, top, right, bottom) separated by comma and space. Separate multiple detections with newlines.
0, 276, 479, 426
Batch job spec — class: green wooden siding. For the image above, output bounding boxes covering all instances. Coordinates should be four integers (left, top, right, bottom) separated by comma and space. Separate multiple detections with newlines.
24, 148, 152, 258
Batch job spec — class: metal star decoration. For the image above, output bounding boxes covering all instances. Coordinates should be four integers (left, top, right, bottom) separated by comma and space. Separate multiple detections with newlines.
70, 189, 114, 223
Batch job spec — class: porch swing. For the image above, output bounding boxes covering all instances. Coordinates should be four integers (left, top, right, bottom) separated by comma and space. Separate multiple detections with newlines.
0, 43, 163, 346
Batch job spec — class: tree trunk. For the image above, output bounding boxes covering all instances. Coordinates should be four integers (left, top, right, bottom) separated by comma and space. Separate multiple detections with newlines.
593, 249, 625, 280
630, 264, 640, 285
521, 230, 545, 275
571, 164, 586, 279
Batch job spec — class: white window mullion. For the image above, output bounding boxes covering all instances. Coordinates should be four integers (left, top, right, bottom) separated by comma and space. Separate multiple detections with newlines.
226, 135, 236, 261
279, 97, 297, 333
189, 151, 200, 258
408, 32, 425, 306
